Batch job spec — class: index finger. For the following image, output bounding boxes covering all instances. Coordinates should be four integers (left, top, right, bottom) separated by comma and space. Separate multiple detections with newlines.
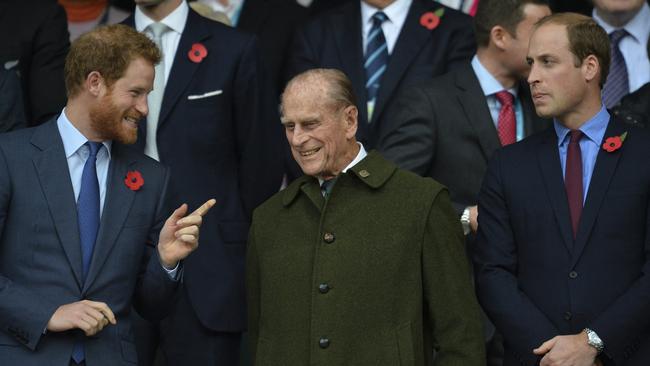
191, 198, 216, 217
87, 301, 117, 325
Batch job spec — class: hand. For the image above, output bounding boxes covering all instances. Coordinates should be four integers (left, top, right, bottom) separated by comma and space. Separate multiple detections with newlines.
469, 205, 478, 233
533, 332, 598, 366
46, 300, 116, 336
157, 199, 216, 268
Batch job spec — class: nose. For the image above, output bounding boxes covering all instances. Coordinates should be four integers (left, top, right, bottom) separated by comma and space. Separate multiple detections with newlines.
289, 126, 308, 147
137, 95, 149, 117
527, 63, 540, 86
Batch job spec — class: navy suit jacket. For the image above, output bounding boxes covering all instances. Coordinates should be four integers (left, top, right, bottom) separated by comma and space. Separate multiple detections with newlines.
286, 0, 475, 148
124, 8, 283, 332
0, 120, 177, 366
475, 118, 650, 365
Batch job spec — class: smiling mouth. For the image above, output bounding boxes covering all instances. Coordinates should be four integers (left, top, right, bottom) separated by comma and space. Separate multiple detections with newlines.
123, 115, 140, 128
299, 147, 321, 157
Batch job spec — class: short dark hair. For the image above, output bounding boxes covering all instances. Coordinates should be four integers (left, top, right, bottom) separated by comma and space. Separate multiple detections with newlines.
535, 13, 610, 88
65, 24, 161, 98
474, 0, 549, 48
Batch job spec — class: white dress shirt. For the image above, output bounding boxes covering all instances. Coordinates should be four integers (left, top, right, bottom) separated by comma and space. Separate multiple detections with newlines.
593, 2, 650, 93
318, 143, 368, 186
361, 0, 412, 55
135, 1, 189, 85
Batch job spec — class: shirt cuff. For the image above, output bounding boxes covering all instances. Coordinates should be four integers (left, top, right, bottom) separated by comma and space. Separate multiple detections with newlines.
162, 262, 180, 281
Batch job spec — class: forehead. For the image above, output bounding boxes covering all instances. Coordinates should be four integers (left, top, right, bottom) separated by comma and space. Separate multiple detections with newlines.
528, 23, 570, 57
282, 81, 329, 113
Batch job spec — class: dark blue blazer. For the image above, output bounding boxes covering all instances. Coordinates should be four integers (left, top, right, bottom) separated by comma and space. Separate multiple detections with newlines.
0, 120, 177, 366
286, 0, 475, 147
475, 118, 650, 365
124, 8, 283, 331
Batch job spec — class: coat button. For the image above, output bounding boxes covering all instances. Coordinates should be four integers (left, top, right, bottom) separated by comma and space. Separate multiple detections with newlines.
568, 271, 578, 279
318, 283, 330, 294
319, 337, 330, 349
323, 232, 335, 243
359, 169, 370, 178
564, 311, 572, 321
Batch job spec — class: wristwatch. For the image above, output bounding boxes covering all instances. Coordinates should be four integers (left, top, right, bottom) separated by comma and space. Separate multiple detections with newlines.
584, 328, 604, 354
460, 207, 471, 236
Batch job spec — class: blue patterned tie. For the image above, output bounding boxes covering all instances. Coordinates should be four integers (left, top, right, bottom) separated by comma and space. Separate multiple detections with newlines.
72, 141, 102, 364
602, 29, 629, 108
364, 11, 389, 121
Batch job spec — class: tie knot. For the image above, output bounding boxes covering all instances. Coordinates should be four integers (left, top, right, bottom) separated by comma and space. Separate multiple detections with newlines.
609, 29, 628, 45
495, 90, 514, 106
86, 141, 102, 157
569, 130, 583, 144
148, 22, 169, 39
372, 11, 389, 25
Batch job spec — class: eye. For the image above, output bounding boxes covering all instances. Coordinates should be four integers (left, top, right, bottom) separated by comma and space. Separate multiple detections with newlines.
526, 58, 533, 66
284, 123, 295, 131
303, 121, 318, 130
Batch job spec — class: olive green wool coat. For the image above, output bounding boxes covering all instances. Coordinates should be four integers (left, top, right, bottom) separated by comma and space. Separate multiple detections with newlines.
247, 151, 485, 366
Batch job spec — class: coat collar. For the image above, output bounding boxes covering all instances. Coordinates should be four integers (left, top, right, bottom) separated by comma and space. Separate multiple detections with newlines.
282, 150, 396, 207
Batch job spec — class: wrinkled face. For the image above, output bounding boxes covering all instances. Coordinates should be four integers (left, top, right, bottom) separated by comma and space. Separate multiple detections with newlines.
503, 4, 552, 78
90, 57, 153, 144
526, 23, 591, 121
592, 0, 645, 14
281, 84, 357, 180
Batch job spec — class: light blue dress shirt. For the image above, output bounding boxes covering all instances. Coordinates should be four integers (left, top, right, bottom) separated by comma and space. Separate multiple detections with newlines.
56, 109, 179, 277
554, 106, 610, 203
471, 55, 525, 141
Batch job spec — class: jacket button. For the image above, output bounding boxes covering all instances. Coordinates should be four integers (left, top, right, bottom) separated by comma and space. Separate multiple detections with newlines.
323, 232, 335, 244
564, 311, 572, 321
319, 337, 330, 349
318, 283, 330, 294
569, 271, 578, 279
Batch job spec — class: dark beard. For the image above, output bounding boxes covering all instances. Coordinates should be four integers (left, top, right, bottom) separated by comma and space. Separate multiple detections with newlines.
89, 94, 140, 144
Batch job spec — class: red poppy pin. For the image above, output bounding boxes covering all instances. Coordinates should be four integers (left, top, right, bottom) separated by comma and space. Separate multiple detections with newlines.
124, 170, 144, 191
188, 43, 208, 63
602, 131, 627, 153
420, 8, 445, 30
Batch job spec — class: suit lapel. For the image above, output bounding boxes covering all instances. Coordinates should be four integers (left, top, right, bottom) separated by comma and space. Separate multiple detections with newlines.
571, 118, 624, 266
372, 0, 433, 125
157, 9, 210, 129
83, 144, 137, 292
536, 128, 574, 253
332, 3, 367, 124
31, 121, 84, 289
455, 65, 501, 161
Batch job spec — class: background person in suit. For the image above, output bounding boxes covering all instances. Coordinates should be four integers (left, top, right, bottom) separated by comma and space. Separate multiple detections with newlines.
124, 1, 284, 365
592, 0, 650, 108
286, 0, 476, 149
475, 13, 650, 366
0, 0, 69, 126
247, 68, 485, 366
377, 1, 551, 365
0, 67, 26, 132
0, 24, 214, 366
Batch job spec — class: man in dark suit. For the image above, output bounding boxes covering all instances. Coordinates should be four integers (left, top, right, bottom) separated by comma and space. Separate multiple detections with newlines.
124, 1, 283, 365
287, 0, 476, 148
0, 24, 213, 366
247, 68, 485, 366
0, 0, 69, 126
377, 1, 551, 365
475, 13, 650, 365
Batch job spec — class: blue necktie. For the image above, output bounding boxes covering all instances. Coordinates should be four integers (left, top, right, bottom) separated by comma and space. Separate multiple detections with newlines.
364, 11, 389, 121
72, 141, 102, 364
602, 29, 629, 108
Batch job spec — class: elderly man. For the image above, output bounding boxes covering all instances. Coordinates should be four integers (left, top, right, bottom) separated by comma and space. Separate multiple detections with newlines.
475, 13, 650, 366
246, 68, 484, 366
0, 24, 213, 366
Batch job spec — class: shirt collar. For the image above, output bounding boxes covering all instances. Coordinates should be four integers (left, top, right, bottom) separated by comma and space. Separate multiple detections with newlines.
553, 105, 610, 147
318, 142, 368, 185
593, 2, 650, 43
135, 0, 188, 35
471, 55, 518, 97
57, 108, 112, 158
361, 0, 412, 29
